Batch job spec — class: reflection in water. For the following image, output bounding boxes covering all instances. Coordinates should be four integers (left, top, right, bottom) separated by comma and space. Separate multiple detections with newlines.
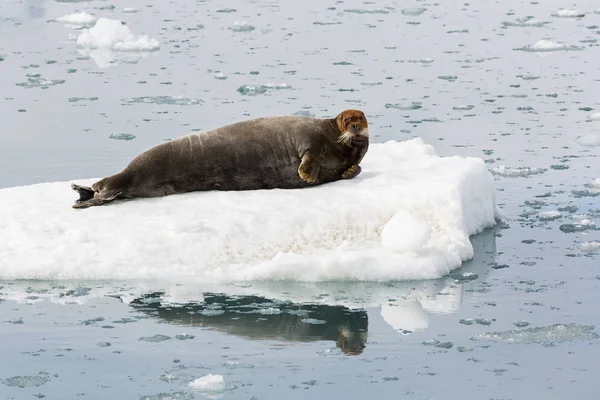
130, 292, 369, 355
127, 227, 497, 355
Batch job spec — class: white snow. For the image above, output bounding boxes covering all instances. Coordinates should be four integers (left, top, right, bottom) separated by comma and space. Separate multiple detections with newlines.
76, 18, 159, 52
0, 138, 499, 282
592, 178, 600, 188
538, 210, 561, 220
56, 12, 97, 27
123, 7, 138, 13
553, 9, 585, 18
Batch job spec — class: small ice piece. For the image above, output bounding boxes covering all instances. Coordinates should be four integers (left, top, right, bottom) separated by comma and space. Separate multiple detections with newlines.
591, 178, 600, 188
237, 83, 290, 96
381, 211, 431, 253
401, 7, 427, 16
109, 133, 136, 141
490, 165, 546, 177
552, 9, 585, 18
451, 272, 478, 282
574, 134, 600, 148
175, 333, 195, 340
3, 374, 50, 388
502, 18, 549, 28
538, 210, 561, 221
588, 112, 600, 121
472, 323, 599, 344
457, 346, 473, 352
188, 374, 226, 395
361, 81, 382, 86
514, 321, 530, 328
138, 334, 171, 342
76, 18, 160, 52
258, 307, 281, 315
435, 341, 453, 349
385, 102, 422, 110
56, 12, 98, 27
228, 21, 255, 32
214, 72, 227, 80
577, 241, 600, 253
422, 339, 440, 346
123, 7, 138, 13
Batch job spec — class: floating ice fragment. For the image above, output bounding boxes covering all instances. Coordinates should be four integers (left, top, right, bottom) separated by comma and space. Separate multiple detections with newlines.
401, 8, 427, 16
514, 321, 530, 328
138, 334, 171, 342
122, 96, 202, 106
361, 81, 382, 86
3, 374, 50, 388
258, 307, 281, 315
214, 72, 227, 80
592, 178, 600, 188
56, 12, 97, 27
228, 21, 255, 32
502, 18, 550, 27
188, 374, 226, 397
588, 112, 600, 121
453, 105, 474, 111
109, 133, 136, 141
472, 323, 598, 344
552, 9, 585, 18
385, 102, 422, 111
457, 346, 473, 352
574, 134, 600, 148
538, 210, 561, 220
175, 333, 195, 340
516, 40, 583, 52
577, 241, 600, 253
77, 18, 159, 52
123, 7, 138, 13
237, 83, 291, 96
140, 391, 193, 400
68, 96, 98, 102
422, 339, 440, 346
344, 8, 390, 14
490, 166, 546, 178
381, 211, 431, 253
451, 272, 478, 282
435, 341, 453, 349
292, 110, 315, 117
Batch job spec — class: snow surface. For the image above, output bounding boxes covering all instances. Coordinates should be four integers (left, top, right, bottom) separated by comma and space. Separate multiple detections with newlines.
0, 138, 499, 282
76, 18, 159, 52
553, 9, 585, 18
56, 12, 97, 27
531, 40, 566, 51
188, 374, 226, 399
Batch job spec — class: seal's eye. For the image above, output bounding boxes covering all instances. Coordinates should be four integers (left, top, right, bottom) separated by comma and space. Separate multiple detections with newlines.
358, 116, 363, 120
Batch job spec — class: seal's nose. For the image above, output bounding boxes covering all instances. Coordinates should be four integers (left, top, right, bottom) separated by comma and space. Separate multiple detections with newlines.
352, 124, 359, 130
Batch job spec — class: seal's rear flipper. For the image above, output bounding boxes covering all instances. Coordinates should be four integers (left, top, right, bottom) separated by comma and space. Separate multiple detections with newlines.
71, 183, 95, 203
71, 190, 123, 209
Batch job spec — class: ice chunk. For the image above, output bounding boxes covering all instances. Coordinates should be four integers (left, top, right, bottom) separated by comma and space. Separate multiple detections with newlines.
56, 12, 97, 27
588, 112, 600, 121
490, 165, 546, 177
3, 374, 50, 388
517, 40, 583, 52
0, 138, 498, 282
123, 7, 138, 13
472, 323, 598, 344
188, 374, 226, 397
574, 134, 600, 148
228, 21, 255, 32
538, 210, 561, 221
577, 241, 600, 253
401, 8, 427, 16
552, 9, 585, 18
77, 18, 159, 52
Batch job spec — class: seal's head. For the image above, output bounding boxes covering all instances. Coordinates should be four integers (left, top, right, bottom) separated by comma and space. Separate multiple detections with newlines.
335, 109, 369, 146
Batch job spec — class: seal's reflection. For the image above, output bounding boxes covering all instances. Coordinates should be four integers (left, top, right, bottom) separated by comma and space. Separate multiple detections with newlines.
130, 292, 368, 355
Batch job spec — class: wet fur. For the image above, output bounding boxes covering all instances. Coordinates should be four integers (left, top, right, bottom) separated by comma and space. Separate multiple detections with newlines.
71, 109, 370, 209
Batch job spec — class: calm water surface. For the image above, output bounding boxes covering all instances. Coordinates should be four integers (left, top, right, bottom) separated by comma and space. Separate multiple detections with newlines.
1, 0, 599, 398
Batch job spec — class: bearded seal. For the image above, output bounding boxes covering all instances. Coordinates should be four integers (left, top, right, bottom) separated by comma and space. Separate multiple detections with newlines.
71, 109, 370, 209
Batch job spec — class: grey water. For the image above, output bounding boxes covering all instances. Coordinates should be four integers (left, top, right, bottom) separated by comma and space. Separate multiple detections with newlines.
1, 0, 600, 399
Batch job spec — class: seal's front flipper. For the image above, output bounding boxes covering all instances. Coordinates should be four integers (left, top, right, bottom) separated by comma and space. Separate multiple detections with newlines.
71, 190, 123, 209
71, 183, 95, 203
342, 164, 362, 179
298, 150, 322, 184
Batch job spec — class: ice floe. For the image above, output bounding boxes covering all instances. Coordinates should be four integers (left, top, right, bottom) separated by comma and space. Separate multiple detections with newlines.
0, 138, 499, 282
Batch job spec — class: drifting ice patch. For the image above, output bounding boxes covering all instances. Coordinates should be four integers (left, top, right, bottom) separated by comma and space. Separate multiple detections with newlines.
77, 18, 159, 51
0, 138, 498, 282
577, 241, 600, 253
587, 112, 600, 121
574, 134, 600, 148
490, 165, 546, 178
56, 12, 97, 27
516, 40, 583, 52
502, 18, 549, 28
228, 21, 255, 32
188, 374, 226, 397
471, 323, 598, 344
552, 9, 585, 18
538, 210, 561, 221
75, 18, 159, 67
237, 83, 291, 96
